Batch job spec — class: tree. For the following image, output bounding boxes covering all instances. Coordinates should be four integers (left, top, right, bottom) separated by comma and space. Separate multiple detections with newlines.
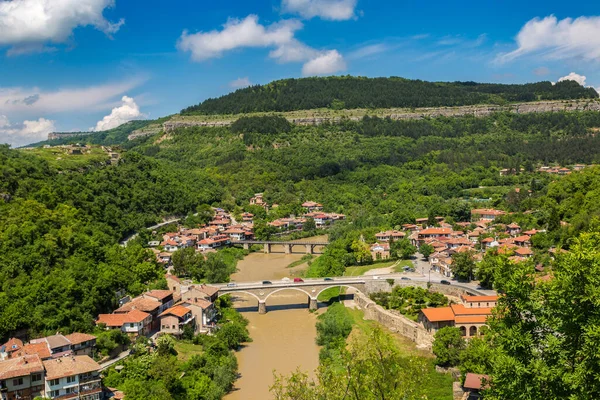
271, 327, 428, 400
171, 247, 204, 279
432, 326, 466, 367
451, 251, 475, 281
392, 238, 416, 260
216, 322, 251, 349
254, 220, 277, 240
419, 243, 434, 260
156, 335, 176, 357
303, 217, 316, 232
315, 303, 353, 347
476, 250, 512, 289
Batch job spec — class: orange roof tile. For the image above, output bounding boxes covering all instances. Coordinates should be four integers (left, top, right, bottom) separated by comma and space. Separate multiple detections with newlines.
159, 305, 191, 318
461, 295, 498, 303
455, 315, 489, 324
0, 355, 44, 379
144, 290, 173, 301
451, 304, 492, 316
16, 343, 51, 360
43, 355, 100, 380
64, 333, 97, 345
420, 307, 455, 322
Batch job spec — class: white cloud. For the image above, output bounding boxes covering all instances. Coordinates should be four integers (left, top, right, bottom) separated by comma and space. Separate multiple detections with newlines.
94, 96, 144, 131
178, 15, 347, 75
302, 50, 346, 76
347, 43, 388, 60
229, 77, 253, 89
558, 72, 587, 86
497, 15, 600, 63
177, 15, 303, 61
0, 116, 56, 147
282, 0, 357, 21
0, 0, 124, 54
0, 78, 144, 118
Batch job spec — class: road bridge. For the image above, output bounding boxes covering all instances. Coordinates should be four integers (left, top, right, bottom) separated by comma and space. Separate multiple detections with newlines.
216, 277, 365, 314
237, 240, 329, 254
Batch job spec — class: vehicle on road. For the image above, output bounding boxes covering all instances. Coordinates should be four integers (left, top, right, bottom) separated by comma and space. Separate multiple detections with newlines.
440, 280, 451, 285
324, 277, 333, 281
400, 277, 411, 281
293, 278, 304, 283
281, 277, 291, 282
227, 282, 237, 287
372, 276, 380, 280
262, 280, 272, 285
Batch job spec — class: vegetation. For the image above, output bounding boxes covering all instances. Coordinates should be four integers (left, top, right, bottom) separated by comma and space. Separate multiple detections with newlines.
432, 327, 466, 367
182, 76, 598, 115
370, 286, 448, 321
171, 247, 245, 283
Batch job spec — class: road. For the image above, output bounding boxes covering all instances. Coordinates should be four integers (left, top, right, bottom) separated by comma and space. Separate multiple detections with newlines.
119, 218, 183, 246
215, 274, 495, 296
99, 349, 131, 371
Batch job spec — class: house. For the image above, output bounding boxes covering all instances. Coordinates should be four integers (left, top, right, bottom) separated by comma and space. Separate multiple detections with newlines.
513, 235, 531, 247
415, 228, 452, 245
0, 354, 45, 400
241, 212, 254, 223
375, 230, 406, 242
115, 297, 162, 331
63, 334, 96, 357
514, 247, 534, 258
470, 209, 506, 221
506, 223, 521, 236
14, 343, 52, 361
249, 193, 268, 209
420, 296, 498, 338
158, 252, 172, 265
460, 295, 498, 309
301, 201, 323, 212
158, 305, 196, 336
181, 299, 218, 333
30, 335, 73, 358
419, 307, 456, 334
0, 338, 23, 360
182, 284, 219, 303
96, 310, 152, 336
197, 238, 217, 251
462, 373, 490, 399
222, 227, 248, 241
370, 242, 390, 260
43, 355, 102, 400
162, 239, 180, 252
165, 274, 182, 295
142, 290, 174, 313
208, 218, 231, 231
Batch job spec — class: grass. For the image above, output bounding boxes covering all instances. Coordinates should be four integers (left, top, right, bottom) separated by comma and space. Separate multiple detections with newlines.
20, 146, 110, 170
344, 260, 397, 276
286, 254, 314, 269
317, 286, 345, 302
394, 259, 414, 272
173, 341, 203, 361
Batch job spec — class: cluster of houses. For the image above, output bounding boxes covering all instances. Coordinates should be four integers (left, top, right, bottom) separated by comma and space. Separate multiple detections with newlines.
0, 334, 101, 400
538, 164, 587, 175
96, 275, 218, 338
370, 208, 541, 277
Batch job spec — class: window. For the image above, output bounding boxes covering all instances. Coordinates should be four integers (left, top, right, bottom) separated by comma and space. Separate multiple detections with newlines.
50, 389, 60, 397
67, 376, 76, 383
31, 373, 42, 382
49, 378, 60, 386
12, 377, 23, 386
129, 323, 134, 328
65, 387, 76, 394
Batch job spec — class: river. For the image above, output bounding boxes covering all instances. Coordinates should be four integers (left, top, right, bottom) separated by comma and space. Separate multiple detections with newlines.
224, 236, 328, 400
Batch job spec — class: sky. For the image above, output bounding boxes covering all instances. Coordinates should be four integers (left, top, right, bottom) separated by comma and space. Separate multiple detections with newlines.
1, 0, 600, 147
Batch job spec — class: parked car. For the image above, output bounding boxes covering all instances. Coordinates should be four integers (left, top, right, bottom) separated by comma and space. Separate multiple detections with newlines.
227, 282, 237, 287
293, 278, 304, 283
440, 280, 451, 285
372, 276, 380, 280
262, 280, 272, 285
324, 277, 333, 281
400, 277, 411, 281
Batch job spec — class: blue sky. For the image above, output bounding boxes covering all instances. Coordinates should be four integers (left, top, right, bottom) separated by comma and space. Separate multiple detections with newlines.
1, 0, 599, 146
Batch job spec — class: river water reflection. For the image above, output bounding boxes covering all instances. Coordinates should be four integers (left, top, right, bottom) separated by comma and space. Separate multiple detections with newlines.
225, 237, 327, 400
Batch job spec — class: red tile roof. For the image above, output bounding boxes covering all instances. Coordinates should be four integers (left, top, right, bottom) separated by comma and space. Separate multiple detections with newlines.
451, 304, 493, 316
455, 315, 489, 324
97, 310, 150, 327
16, 343, 51, 360
464, 373, 490, 390
43, 355, 101, 380
2, 338, 23, 353
64, 333, 96, 345
0, 354, 44, 379
420, 307, 455, 322
144, 290, 173, 301
159, 305, 191, 318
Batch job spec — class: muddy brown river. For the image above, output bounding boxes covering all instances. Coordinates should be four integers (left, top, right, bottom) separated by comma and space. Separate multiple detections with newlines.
224, 237, 327, 400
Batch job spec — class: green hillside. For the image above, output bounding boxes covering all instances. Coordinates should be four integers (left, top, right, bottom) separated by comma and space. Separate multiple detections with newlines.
181, 76, 599, 115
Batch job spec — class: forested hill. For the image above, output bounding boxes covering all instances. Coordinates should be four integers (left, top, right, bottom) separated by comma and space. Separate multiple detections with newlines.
181, 76, 599, 115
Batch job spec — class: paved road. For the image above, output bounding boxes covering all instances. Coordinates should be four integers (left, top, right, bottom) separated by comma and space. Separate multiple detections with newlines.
99, 349, 131, 371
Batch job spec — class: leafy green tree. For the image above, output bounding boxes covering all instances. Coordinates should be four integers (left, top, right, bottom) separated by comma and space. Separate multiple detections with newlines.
351, 239, 372, 265
303, 217, 316, 232
156, 335, 176, 357
315, 303, 353, 347
451, 251, 476, 281
271, 327, 428, 400
254, 220, 277, 240
432, 327, 466, 367
216, 322, 251, 350
171, 247, 204, 279
419, 243, 434, 260
392, 238, 417, 260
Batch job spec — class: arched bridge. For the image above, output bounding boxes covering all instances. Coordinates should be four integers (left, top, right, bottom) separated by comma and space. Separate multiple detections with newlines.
215, 277, 365, 314
237, 240, 329, 254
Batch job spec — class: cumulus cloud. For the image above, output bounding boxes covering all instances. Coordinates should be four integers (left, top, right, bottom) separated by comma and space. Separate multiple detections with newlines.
0, 78, 144, 119
177, 15, 302, 61
302, 50, 346, 76
0, 116, 56, 147
497, 15, 600, 63
281, 0, 357, 21
178, 15, 346, 75
0, 0, 124, 54
94, 96, 144, 131
229, 77, 253, 89
558, 72, 587, 86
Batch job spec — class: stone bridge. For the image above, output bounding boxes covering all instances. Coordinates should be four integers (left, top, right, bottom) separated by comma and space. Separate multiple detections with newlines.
216, 278, 365, 314
237, 240, 329, 254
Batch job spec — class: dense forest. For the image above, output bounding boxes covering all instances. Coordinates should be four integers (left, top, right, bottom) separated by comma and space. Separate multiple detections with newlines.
181, 76, 599, 115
